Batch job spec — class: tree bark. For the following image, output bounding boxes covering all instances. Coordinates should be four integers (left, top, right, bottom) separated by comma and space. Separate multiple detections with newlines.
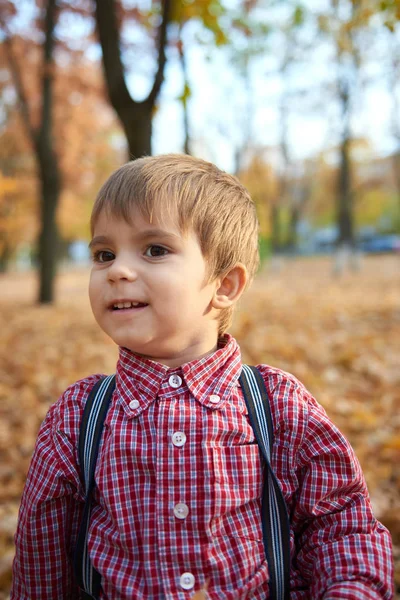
0, 242, 12, 273
36, 136, 61, 303
122, 100, 153, 159
287, 204, 299, 252
337, 133, 354, 246
335, 65, 354, 249
36, 0, 61, 303
275, 37, 291, 254
94, 0, 172, 159
270, 203, 281, 254
178, 29, 191, 155
392, 151, 400, 219
389, 39, 400, 217
331, 0, 359, 253
1, 0, 61, 303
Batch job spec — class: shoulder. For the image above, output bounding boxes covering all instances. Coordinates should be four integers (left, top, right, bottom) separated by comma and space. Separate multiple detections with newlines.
25, 374, 108, 490
254, 363, 349, 456
46, 373, 107, 443
253, 364, 324, 447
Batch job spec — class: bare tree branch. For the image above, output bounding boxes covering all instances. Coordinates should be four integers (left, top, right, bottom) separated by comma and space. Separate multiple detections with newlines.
0, 22, 37, 145
148, 0, 172, 105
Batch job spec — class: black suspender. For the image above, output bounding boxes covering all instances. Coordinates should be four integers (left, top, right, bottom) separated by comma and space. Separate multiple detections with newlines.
239, 365, 291, 600
74, 375, 115, 599
74, 367, 291, 599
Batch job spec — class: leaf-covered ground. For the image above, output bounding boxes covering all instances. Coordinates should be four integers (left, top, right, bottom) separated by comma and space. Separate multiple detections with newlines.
0, 255, 399, 598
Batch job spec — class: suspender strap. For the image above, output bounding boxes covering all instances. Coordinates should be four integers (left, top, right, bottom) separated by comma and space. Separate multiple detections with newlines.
73, 375, 116, 600
239, 365, 291, 600
75, 367, 289, 599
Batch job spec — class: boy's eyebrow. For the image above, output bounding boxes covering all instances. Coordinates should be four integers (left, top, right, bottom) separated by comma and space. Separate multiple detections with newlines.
138, 229, 181, 242
88, 236, 110, 250
88, 229, 181, 250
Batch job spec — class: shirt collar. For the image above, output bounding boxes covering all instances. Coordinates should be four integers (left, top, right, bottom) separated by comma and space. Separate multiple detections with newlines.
115, 334, 242, 418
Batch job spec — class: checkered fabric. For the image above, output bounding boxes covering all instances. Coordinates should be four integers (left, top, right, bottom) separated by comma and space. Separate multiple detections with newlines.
11, 335, 393, 599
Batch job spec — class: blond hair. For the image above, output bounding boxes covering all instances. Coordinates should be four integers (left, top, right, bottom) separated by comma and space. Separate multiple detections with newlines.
91, 154, 259, 334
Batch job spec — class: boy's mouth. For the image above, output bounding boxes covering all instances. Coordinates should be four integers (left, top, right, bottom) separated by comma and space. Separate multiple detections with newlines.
109, 301, 148, 311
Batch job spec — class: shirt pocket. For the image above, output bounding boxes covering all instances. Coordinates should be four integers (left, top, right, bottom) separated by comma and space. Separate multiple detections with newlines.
211, 444, 264, 542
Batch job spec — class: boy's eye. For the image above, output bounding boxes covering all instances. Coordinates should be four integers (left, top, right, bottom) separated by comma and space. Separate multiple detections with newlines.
93, 250, 115, 263
145, 245, 168, 258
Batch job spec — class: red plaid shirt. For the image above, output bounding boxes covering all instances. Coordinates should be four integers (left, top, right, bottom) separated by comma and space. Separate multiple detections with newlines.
11, 335, 393, 599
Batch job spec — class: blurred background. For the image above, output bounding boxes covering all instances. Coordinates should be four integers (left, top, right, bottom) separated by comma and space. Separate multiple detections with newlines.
0, 0, 399, 597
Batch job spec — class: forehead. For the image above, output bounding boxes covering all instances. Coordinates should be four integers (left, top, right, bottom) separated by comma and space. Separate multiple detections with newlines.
91, 204, 184, 234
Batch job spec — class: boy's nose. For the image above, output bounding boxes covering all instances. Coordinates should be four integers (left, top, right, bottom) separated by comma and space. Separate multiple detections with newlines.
107, 258, 138, 282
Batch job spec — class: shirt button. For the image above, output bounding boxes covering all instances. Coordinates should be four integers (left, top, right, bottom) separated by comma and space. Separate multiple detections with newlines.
172, 431, 187, 447
169, 374, 182, 388
209, 394, 220, 404
180, 572, 195, 590
129, 399, 140, 410
173, 503, 189, 519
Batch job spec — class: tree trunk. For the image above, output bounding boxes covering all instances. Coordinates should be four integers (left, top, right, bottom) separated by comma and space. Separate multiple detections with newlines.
333, 130, 357, 275
0, 184, 12, 272
36, 0, 60, 303
270, 203, 281, 254
388, 30, 400, 221
178, 31, 191, 155
392, 150, 400, 221
36, 139, 61, 303
337, 134, 354, 246
331, 0, 359, 255
2, 0, 62, 303
122, 100, 153, 159
276, 41, 290, 255
94, 0, 171, 159
0, 242, 12, 273
287, 205, 299, 253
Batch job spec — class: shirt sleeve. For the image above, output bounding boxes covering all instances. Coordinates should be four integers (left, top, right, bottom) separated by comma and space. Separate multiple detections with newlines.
10, 378, 97, 600
291, 394, 394, 599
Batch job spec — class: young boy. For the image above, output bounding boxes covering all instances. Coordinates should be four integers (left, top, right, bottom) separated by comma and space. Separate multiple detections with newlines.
11, 155, 393, 599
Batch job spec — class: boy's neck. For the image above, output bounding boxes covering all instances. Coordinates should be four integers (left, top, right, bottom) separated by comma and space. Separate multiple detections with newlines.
124, 340, 221, 369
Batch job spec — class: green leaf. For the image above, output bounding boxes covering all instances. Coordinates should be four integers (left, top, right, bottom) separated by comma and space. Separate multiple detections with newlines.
293, 5, 305, 26
177, 83, 192, 106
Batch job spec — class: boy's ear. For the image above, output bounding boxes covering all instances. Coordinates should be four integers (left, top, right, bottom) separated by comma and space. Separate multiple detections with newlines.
211, 263, 248, 309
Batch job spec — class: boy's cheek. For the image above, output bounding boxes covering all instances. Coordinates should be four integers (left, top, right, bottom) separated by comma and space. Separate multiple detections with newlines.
88, 282, 103, 319
88, 272, 102, 298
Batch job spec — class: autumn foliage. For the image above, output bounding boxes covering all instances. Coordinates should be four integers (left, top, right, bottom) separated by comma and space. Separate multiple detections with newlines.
0, 256, 399, 597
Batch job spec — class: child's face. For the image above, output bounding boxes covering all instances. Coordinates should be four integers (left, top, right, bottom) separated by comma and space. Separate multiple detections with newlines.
89, 208, 221, 367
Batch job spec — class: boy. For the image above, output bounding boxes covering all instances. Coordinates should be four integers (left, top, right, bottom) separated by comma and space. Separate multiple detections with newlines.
11, 155, 393, 599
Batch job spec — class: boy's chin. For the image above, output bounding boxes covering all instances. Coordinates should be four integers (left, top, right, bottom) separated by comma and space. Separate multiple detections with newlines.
111, 333, 161, 356
113, 338, 151, 354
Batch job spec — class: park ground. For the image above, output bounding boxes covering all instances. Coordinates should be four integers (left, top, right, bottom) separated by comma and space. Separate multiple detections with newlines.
0, 255, 399, 597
